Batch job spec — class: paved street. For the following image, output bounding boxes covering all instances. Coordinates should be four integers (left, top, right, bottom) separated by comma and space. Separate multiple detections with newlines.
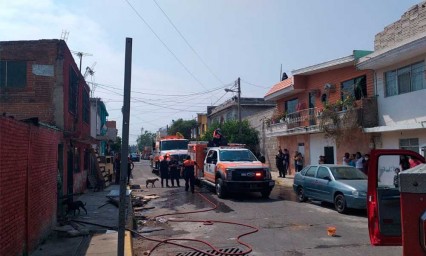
130, 160, 402, 256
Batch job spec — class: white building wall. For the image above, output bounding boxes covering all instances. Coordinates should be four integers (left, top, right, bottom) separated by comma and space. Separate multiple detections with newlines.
309, 133, 336, 165
380, 129, 426, 156
375, 55, 426, 127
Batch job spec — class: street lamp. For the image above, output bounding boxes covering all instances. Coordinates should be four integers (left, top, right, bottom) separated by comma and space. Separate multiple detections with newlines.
224, 77, 241, 135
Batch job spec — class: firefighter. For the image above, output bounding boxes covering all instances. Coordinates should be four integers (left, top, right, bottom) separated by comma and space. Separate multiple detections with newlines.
182, 155, 197, 193
212, 128, 223, 146
169, 155, 180, 187
159, 155, 170, 188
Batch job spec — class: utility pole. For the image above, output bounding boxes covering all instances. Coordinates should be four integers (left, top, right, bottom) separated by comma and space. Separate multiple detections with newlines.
118, 37, 132, 256
237, 77, 241, 135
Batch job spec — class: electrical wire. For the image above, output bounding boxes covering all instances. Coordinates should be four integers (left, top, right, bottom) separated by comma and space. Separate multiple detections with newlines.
240, 78, 270, 89
124, 0, 208, 90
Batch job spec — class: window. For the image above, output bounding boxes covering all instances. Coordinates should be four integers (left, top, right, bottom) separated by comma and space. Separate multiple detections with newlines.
316, 167, 330, 179
304, 166, 317, 177
385, 62, 425, 97
0, 60, 27, 88
69, 67, 79, 115
83, 89, 90, 124
399, 138, 419, 154
341, 75, 367, 100
285, 98, 298, 114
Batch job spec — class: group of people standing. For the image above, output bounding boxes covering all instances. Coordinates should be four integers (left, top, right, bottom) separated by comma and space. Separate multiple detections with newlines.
159, 155, 197, 193
342, 152, 369, 174
275, 148, 290, 178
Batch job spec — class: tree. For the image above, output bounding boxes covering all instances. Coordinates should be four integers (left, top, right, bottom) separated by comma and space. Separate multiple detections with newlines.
201, 120, 259, 154
168, 118, 197, 139
110, 136, 122, 153
137, 128, 156, 151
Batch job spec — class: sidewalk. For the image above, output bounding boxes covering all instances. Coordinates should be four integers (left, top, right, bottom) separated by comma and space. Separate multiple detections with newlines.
271, 171, 294, 188
30, 185, 133, 256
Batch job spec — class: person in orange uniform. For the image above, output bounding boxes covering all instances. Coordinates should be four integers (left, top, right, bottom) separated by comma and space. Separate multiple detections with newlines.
182, 155, 198, 193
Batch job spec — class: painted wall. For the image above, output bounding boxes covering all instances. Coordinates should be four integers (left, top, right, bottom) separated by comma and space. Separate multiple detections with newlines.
309, 133, 336, 165
375, 55, 426, 126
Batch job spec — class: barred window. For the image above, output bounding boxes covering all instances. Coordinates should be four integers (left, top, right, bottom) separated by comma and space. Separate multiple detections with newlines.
399, 138, 419, 154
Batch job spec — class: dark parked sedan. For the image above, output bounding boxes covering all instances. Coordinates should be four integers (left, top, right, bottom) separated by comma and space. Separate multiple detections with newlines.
293, 164, 367, 213
130, 153, 140, 162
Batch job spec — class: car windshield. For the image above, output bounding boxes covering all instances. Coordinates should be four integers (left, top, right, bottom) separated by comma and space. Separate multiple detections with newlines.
219, 149, 257, 162
160, 140, 189, 150
330, 167, 367, 180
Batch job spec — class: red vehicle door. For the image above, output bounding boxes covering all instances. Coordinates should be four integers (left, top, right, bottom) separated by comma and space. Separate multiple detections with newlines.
368, 149, 425, 246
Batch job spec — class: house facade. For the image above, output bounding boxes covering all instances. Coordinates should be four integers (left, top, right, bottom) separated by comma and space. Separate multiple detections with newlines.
357, 2, 426, 157
90, 98, 109, 156
0, 39, 91, 195
208, 97, 275, 125
191, 113, 208, 139
264, 51, 377, 174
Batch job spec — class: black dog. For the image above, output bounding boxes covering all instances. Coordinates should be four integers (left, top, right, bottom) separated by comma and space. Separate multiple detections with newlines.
63, 200, 87, 216
146, 178, 159, 188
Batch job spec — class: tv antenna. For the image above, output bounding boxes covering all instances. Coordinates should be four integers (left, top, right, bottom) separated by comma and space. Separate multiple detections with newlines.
71, 50, 93, 71
84, 62, 97, 79
61, 30, 69, 42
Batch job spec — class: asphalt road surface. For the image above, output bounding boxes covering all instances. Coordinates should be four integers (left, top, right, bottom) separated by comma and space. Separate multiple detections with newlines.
130, 160, 402, 256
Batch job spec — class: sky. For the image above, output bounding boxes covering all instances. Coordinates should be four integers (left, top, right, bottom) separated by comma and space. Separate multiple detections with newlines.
0, 0, 421, 144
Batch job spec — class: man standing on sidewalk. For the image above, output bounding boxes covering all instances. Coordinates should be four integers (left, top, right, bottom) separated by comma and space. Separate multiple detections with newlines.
283, 149, 290, 177
275, 148, 285, 178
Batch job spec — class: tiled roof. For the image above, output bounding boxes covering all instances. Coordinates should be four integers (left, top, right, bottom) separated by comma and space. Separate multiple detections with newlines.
264, 77, 294, 97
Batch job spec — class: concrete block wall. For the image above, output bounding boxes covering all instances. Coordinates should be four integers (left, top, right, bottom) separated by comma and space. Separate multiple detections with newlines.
0, 116, 60, 256
246, 107, 279, 172
375, 1, 426, 51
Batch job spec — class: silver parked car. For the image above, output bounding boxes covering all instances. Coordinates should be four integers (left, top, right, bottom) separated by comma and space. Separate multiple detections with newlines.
293, 164, 367, 213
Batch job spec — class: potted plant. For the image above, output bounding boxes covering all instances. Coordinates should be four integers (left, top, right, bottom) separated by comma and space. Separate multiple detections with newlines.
335, 100, 343, 111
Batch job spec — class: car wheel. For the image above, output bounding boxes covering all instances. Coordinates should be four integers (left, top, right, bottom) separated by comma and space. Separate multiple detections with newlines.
261, 189, 271, 199
297, 187, 307, 202
334, 194, 347, 214
215, 178, 227, 199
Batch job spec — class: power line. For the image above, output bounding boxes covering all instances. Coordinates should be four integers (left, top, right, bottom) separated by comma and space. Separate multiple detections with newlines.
240, 78, 270, 89
153, 0, 225, 85
124, 0, 208, 90
89, 81, 231, 97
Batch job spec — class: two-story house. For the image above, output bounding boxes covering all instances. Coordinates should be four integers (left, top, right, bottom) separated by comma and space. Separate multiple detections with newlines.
191, 113, 208, 140
90, 97, 109, 156
0, 39, 92, 195
264, 51, 377, 174
357, 2, 426, 157
208, 97, 275, 125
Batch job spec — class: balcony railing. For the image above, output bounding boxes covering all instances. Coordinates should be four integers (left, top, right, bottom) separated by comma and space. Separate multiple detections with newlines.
266, 97, 378, 136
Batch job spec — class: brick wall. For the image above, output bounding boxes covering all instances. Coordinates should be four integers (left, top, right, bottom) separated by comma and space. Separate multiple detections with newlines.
0, 39, 91, 197
375, 1, 426, 51
271, 65, 374, 172
276, 66, 374, 113
0, 116, 60, 255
